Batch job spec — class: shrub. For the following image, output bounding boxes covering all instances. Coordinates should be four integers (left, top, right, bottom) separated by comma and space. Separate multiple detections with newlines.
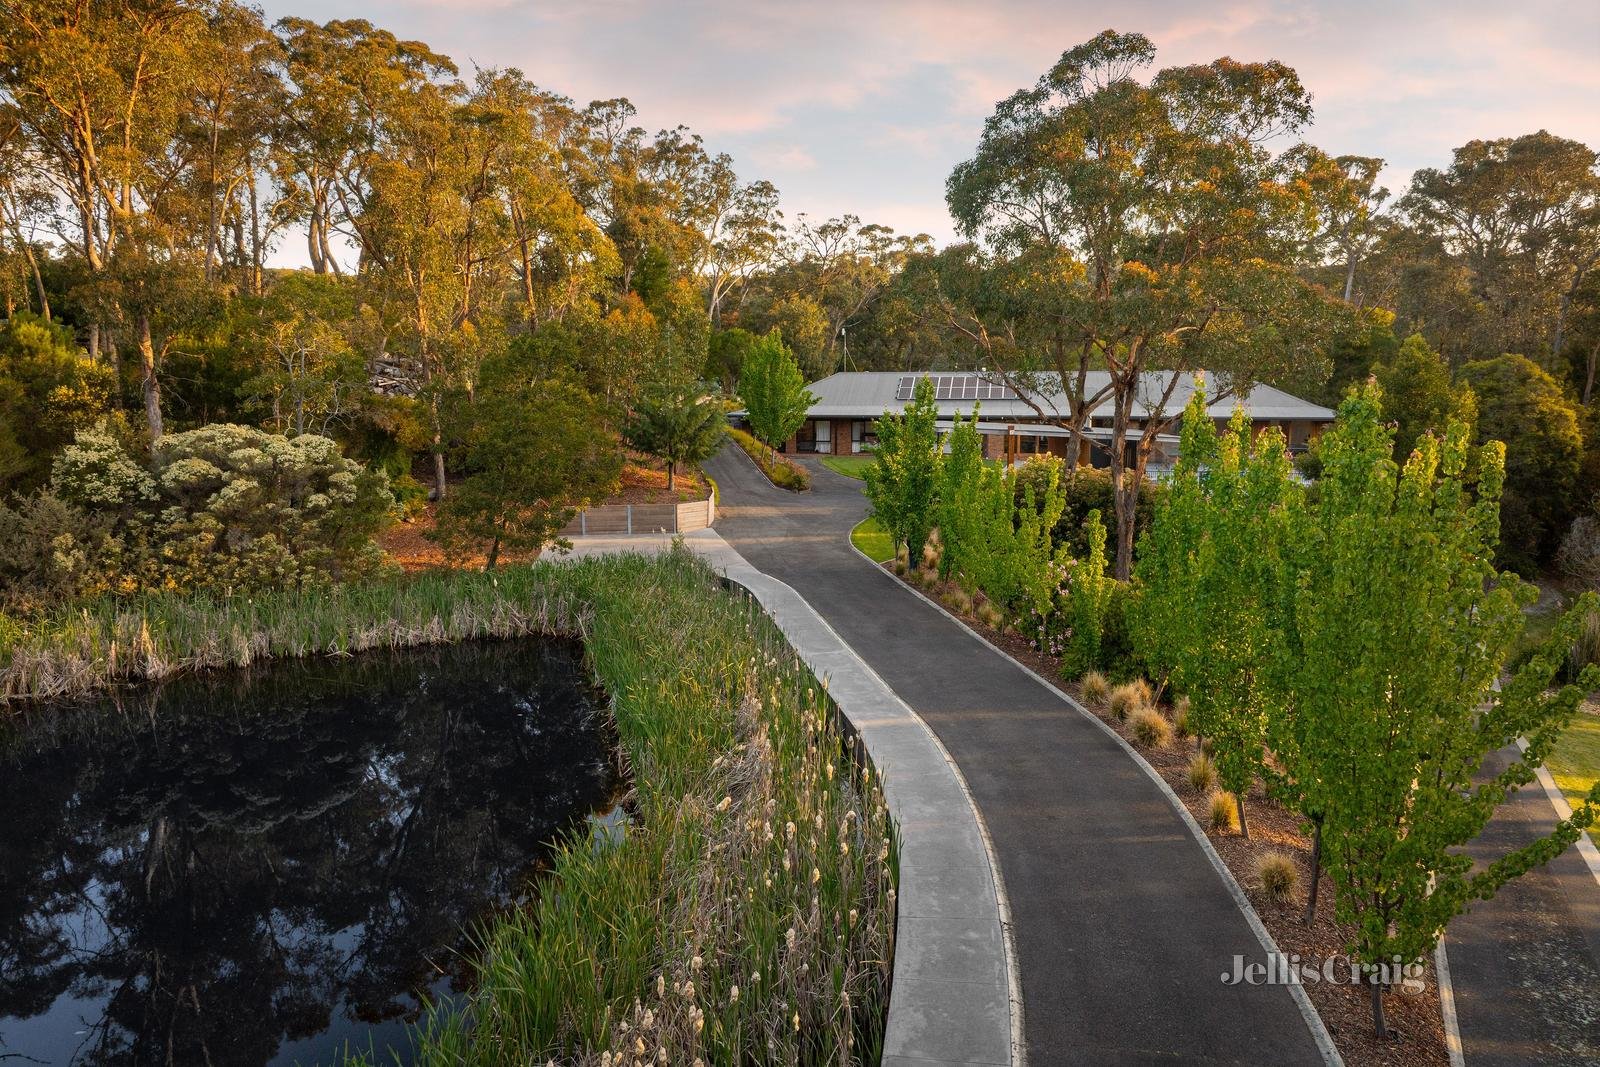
1080, 670, 1110, 706
1130, 706, 1172, 748
3, 423, 392, 612
1557, 511, 1600, 589
1187, 753, 1217, 793
1209, 791, 1240, 833
1172, 695, 1191, 737
1257, 852, 1299, 903
976, 602, 1004, 630
1125, 678, 1153, 706
1107, 682, 1145, 722
727, 426, 810, 490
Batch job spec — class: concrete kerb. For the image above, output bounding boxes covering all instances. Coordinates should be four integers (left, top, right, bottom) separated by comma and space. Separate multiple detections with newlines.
559, 531, 1019, 1067
851, 541, 1345, 1067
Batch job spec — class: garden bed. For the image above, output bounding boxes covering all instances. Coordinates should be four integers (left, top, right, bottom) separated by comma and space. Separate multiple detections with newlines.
728, 426, 810, 490
881, 558, 1451, 1067
0, 552, 897, 1065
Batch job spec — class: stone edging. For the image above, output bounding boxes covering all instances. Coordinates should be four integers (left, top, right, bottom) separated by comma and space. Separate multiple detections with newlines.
692, 537, 1019, 1067
860, 548, 1345, 1067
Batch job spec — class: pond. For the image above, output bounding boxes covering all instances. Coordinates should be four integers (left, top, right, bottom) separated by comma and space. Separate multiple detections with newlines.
0, 638, 622, 1067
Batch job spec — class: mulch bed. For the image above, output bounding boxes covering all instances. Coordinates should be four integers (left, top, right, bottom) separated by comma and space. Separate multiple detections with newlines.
889, 563, 1452, 1067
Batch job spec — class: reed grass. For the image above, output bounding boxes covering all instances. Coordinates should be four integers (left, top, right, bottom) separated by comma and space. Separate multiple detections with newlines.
3, 549, 897, 1065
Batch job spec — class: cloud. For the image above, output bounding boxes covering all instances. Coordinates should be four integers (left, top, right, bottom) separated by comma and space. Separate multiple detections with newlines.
258, 0, 1600, 250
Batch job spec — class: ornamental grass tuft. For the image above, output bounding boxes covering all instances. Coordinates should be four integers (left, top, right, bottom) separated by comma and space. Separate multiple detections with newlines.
1129, 706, 1172, 749
1209, 790, 1240, 833
1257, 851, 1299, 903
1079, 670, 1110, 706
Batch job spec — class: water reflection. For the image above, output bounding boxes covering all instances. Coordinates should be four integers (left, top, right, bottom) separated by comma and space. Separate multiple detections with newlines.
0, 639, 619, 1066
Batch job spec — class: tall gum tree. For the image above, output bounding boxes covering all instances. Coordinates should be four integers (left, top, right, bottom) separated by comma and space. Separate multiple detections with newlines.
947, 30, 1345, 577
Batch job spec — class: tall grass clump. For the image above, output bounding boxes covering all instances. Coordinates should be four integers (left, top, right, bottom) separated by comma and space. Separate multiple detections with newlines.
4, 549, 898, 1065
1079, 670, 1110, 706
1209, 790, 1240, 833
1129, 706, 1172, 749
1256, 852, 1299, 903
1107, 681, 1146, 722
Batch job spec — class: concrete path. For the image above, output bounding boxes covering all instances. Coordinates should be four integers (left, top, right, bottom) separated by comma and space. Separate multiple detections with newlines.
702, 447, 1331, 1066
565, 527, 1019, 1065
1446, 743, 1600, 1066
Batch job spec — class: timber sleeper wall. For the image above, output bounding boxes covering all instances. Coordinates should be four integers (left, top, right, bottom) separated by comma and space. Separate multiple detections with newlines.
561, 493, 716, 537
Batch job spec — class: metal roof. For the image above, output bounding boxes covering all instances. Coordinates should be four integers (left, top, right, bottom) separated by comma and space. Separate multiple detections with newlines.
802, 371, 1335, 422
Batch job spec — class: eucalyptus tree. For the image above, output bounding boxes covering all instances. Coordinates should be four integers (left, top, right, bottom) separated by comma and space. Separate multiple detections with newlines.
1401, 131, 1600, 362
0, 0, 220, 437
948, 30, 1344, 577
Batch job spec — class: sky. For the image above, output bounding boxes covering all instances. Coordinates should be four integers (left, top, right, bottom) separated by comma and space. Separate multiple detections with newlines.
256, 0, 1600, 262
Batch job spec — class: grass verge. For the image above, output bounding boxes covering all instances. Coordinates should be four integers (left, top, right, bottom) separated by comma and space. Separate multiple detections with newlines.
727, 427, 810, 490
850, 516, 895, 564
820, 455, 876, 480
1549, 712, 1600, 844
2, 550, 897, 1064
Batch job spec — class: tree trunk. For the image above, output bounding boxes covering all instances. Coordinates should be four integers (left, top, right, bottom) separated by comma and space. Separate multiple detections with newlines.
1584, 339, 1598, 407
88, 322, 100, 362
1236, 792, 1250, 840
1370, 979, 1388, 1038
138, 314, 163, 441
1303, 817, 1323, 925
1343, 250, 1358, 304
484, 535, 501, 571
1108, 386, 1137, 579
666, 460, 676, 490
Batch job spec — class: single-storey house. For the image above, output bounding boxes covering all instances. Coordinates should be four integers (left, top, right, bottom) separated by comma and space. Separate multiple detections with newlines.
768, 370, 1335, 470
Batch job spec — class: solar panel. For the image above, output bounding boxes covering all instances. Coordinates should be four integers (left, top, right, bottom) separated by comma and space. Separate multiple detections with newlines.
895, 373, 1020, 403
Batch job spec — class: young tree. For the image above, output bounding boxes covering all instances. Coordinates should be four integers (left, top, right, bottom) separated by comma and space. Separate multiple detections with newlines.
863, 375, 939, 564
432, 371, 622, 570
1277, 382, 1600, 1035
1135, 390, 1301, 840
934, 408, 986, 580
948, 30, 1345, 577
622, 383, 726, 489
738, 330, 814, 461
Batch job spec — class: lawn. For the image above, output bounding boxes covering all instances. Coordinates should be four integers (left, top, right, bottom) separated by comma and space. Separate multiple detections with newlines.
1548, 711, 1600, 843
851, 515, 895, 563
820, 454, 877, 480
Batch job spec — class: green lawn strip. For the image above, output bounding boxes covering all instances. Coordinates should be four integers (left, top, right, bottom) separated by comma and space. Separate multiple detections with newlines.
2, 552, 897, 1063
850, 516, 895, 563
1547, 712, 1600, 844
820, 455, 877, 480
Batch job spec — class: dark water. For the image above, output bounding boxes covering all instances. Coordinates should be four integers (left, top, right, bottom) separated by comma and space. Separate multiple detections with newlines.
0, 639, 621, 1067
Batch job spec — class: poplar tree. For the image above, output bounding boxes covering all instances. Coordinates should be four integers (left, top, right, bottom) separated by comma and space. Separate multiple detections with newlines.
1134, 392, 1299, 836
738, 331, 813, 461
1278, 381, 1600, 1036
864, 375, 939, 563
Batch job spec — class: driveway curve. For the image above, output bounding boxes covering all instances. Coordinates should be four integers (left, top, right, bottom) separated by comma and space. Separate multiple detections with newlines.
704, 446, 1329, 1066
